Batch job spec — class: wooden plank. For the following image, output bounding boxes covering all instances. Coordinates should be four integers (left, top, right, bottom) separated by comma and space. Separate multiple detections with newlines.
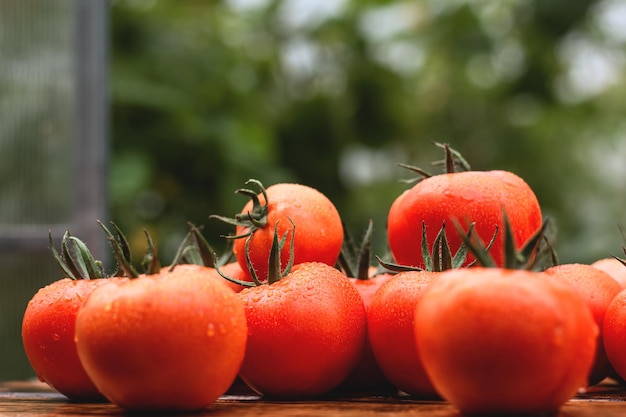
1, 380, 626, 416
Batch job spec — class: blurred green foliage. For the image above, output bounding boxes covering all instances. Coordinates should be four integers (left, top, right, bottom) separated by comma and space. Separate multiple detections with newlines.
110, 0, 626, 266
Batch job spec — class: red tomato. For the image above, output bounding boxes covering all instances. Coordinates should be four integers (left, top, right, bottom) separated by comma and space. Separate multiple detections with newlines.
387, 169, 542, 269
415, 267, 597, 416
544, 263, 623, 385
367, 270, 439, 397
337, 269, 396, 394
21, 231, 123, 401
223, 181, 343, 280
21, 277, 123, 400
75, 266, 247, 411
592, 257, 626, 289
237, 262, 366, 398
603, 289, 626, 382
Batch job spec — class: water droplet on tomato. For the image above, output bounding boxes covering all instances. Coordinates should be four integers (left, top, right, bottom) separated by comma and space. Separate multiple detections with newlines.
552, 324, 564, 346
52, 333, 61, 342
207, 323, 215, 337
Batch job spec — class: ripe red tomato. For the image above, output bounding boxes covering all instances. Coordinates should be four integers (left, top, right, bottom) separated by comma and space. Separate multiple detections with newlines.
544, 263, 623, 385
336, 268, 396, 394
75, 266, 247, 411
367, 270, 439, 397
603, 289, 626, 382
21, 231, 123, 401
592, 257, 626, 289
387, 167, 542, 269
415, 267, 597, 416
237, 262, 366, 398
22, 277, 123, 400
216, 181, 343, 281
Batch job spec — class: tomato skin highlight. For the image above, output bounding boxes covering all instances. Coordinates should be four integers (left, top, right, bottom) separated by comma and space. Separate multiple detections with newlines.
544, 263, 623, 385
415, 267, 597, 416
233, 183, 343, 280
237, 262, 367, 398
367, 270, 439, 397
387, 170, 542, 269
75, 267, 247, 412
21, 278, 121, 400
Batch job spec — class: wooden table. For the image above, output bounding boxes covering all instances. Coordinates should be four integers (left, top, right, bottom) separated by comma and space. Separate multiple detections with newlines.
2, 380, 626, 416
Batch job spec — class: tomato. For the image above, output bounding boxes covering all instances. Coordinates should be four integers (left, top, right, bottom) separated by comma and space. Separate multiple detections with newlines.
415, 267, 597, 416
603, 289, 626, 382
22, 278, 122, 400
592, 257, 626, 289
164, 262, 249, 293
213, 180, 343, 281
333, 268, 396, 394
237, 262, 366, 398
544, 263, 623, 385
367, 270, 439, 397
387, 146, 542, 269
75, 266, 247, 411
21, 231, 121, 401
330, 221, 396, 394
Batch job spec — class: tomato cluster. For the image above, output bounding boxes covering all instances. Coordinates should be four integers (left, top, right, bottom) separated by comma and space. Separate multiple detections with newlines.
20, 144, 626, 415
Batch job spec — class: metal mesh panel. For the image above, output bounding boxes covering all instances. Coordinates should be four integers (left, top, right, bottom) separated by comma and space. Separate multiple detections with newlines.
0, 0, 108, 380
0, 1, 74, 229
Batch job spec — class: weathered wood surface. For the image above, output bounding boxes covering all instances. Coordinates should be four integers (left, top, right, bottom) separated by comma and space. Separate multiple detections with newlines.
1, 380, 626, 416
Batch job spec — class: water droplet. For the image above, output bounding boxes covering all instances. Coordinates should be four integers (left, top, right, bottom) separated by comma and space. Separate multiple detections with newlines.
104, 303, 112, 312
552, 324, 564, 346
207, 323, 215, 337
52, 333, 61, 342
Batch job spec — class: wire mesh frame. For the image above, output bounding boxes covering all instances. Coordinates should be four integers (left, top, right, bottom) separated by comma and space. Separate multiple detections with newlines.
0, 1, 109, 258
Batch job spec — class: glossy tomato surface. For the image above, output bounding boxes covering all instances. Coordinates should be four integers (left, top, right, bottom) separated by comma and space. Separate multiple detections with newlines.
415, 267, 597, 416
21, 278, 121, 400
233, 183, 343, 280
544, 263, 623, 385
75, 267, 247, 411
367, 270, 439, 397
387, 170, 542, 269
603, 289, 626, 382
237, 262, 366, 398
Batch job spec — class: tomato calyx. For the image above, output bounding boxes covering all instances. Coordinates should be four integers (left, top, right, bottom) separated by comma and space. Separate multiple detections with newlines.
453, 210, 556, 271
168, 222, 234, 272
337, 219, 381, 280
209, 179, 270, 240
98, 221, 162, 278
216, 218, 296, 287
49, 230, 107, 280
377, 221, 477, 273
398, 142, 470, 184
